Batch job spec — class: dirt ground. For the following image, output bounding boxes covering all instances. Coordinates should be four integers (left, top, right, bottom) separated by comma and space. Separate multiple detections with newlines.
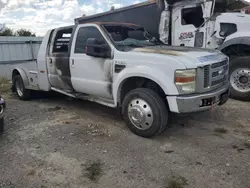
0, 93, 249, 188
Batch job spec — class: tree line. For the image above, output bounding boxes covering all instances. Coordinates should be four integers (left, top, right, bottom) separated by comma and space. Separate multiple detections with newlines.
0, 27, 36, 37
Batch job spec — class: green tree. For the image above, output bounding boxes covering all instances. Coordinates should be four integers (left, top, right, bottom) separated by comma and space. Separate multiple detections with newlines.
0, 27, 15, 36
16, 29, 36, 37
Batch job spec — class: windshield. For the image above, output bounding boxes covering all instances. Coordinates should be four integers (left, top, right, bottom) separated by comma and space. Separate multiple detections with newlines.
103, 25, 161, 51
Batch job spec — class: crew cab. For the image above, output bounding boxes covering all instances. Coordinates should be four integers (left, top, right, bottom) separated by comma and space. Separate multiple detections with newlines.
11, 22, 230, 137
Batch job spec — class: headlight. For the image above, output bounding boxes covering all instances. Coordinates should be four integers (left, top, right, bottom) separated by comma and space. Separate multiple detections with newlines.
175, 69, 196, 94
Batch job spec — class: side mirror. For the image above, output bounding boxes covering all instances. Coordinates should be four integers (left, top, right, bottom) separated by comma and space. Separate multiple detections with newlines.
86, 38, 111, 58
202, 1, 213, 19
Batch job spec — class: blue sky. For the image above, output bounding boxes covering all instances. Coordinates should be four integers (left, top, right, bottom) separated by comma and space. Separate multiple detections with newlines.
0, 0, 143, 36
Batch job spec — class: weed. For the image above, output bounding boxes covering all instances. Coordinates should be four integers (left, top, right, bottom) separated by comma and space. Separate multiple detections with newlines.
244, 141, 250, 149
213, 132, 224, 138
27, 169, 36, 176
214, 127, 228, 134
167, 176, 188, 188
0, 77, 10, 93
243, 131, 250, 136
85, 160, 103, 181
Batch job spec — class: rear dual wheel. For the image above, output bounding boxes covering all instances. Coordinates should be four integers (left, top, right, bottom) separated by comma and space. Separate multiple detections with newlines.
13, 75, 31, 100
229, 56, 250, 101
122, 88, 168, 138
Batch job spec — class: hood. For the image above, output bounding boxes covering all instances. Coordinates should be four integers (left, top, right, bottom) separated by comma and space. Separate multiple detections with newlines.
217, 12, 250, 23
132, 45, 227, 68
216, 12, 250, 34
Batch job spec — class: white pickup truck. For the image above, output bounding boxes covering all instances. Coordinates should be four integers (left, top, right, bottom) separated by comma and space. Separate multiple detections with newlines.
11, 22, 230, 137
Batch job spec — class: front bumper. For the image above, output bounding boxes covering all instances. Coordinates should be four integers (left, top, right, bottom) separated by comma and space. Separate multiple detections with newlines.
167, 83, 230, 113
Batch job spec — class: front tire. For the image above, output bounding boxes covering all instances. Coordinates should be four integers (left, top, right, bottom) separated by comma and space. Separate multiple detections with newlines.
229, 56, 250, 101
122, 88, 168, 138
13, 75, 31, 100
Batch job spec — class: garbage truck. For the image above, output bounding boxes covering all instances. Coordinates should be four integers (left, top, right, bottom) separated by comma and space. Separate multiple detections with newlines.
75, 0, 250, 101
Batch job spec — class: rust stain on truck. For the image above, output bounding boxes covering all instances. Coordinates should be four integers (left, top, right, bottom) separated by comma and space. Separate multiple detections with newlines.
133, 48, 181, 56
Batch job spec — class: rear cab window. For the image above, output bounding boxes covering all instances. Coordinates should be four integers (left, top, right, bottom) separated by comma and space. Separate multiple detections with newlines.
51, 27, 73, 54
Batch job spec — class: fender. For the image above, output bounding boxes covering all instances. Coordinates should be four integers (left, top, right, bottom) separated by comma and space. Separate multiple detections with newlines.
12, 68, 29, 89
218, 32, 250, 51
113, 66, 179, 105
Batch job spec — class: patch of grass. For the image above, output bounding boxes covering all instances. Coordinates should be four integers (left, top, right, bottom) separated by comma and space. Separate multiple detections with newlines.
85, 160, 103, 181
27, 169, 36, 176
214, 127, 228, 134
0, 77, 11, 93
167, 176, 188, 188
213, 132, 224, 138
244, 141, 250, 149
243, 131, 250, 136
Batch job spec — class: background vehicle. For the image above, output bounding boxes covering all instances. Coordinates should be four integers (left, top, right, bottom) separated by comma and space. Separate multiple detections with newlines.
11, 23, 229, 137
75, 0, 250, 101
0, 96, 5, 134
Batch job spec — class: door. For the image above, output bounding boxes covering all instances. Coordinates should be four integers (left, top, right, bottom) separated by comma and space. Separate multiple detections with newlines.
46, 27, 74, 90
70, 26, 113, 99
172, 5, 206, 48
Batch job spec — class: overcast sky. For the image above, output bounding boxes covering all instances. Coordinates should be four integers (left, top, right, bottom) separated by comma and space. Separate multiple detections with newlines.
0, 0, 143, 36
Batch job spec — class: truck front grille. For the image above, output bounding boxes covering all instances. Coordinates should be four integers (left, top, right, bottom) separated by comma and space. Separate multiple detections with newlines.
211, 59, 228, 68
203, 59, 229, 89
204, 65, 210, 88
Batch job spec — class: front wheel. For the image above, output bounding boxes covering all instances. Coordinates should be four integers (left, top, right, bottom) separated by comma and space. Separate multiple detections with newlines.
229, 56, 250, 101
122, 88, 168, 138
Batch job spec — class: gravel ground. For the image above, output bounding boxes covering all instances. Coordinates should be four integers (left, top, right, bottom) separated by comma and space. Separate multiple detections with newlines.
0, 93, 249, 188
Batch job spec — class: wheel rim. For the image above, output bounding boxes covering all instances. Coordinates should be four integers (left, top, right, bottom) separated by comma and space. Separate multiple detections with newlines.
128, 98, 154, 130
0, 105, 3, 115
16, 79, 24, 97
230, 68, 250, 92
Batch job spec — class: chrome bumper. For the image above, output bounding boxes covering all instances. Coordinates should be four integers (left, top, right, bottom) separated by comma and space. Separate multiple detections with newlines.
167, 83, 230, 113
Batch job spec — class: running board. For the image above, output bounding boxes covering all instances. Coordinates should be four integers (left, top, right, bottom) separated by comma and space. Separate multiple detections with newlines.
51, 87, 116, 108
51, 87, 76, 98
77, 94, 116, 108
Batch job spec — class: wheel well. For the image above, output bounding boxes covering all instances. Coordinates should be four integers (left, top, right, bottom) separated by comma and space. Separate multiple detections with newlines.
119, 77, 166, 105
221, 44, 250, 58
12, 69, 20, 81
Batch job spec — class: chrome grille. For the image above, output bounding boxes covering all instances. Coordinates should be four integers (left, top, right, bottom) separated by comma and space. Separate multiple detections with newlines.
202, 59, 229, 89
211, 60, 228, 68
204, 65, 210, 88
212, 77, 227, 86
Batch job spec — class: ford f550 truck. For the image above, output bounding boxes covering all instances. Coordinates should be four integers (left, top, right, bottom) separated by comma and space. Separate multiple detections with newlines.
75, 0, 250, 101
11, 23, 229, 137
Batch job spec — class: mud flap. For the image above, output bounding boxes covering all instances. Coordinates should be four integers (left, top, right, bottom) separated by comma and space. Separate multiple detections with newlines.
219, 90, 230, 106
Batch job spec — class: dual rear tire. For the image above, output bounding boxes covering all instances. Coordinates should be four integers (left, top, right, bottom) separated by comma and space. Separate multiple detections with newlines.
229, 56, 250, 101
13, 75, 31, 100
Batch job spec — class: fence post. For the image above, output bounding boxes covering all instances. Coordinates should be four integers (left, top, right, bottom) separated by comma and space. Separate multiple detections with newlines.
30, 40, 34, 61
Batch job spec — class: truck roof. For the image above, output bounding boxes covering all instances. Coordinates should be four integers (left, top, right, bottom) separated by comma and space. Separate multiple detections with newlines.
75, 1, 157, 24
90, 22, 138, 26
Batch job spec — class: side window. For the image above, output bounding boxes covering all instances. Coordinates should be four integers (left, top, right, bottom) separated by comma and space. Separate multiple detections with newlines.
128, 30, 145, 40
182, 6, 205, 28
75, 27, 106, 54
52, 28, 72, 53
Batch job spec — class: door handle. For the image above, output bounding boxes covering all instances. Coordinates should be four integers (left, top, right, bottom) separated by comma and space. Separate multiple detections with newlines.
71, 59, 75, 68
49, 58, 53, 66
